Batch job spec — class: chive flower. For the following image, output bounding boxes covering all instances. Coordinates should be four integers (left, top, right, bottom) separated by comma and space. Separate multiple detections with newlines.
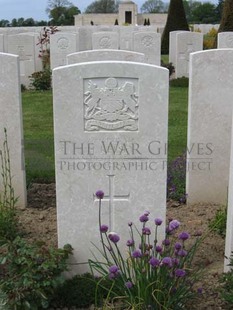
162, 239, 170, 246
142, 227, 151, 235
125, 281, 133, 289
109, 265, 119, 274
154, 218, 163, 226
100, 224, 108, 233
174, 242, 182, 250
161, 257, 173, 267
108, 232, 120, 243
169, 219, 180, 231
95, 190, 104, 199
132, 249, 142, 258
126, 239, 134, 247
175, 269, 186, 277
178, 232, 190, 241
139, 214, 149, 222
149, 257, 160, 268
155, 245, 163, 253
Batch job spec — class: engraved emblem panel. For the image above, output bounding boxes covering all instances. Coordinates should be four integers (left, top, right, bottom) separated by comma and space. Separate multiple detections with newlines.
57, 37, 69, 50
84, 77, 139, 132
141, 35, 154, 47
99, 36, 112, 48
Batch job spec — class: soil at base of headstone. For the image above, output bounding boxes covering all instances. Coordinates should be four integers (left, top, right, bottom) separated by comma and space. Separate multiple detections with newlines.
17, 183, 229, 310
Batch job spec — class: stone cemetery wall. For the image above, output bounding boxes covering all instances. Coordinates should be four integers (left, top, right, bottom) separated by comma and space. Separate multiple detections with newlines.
175, 32, 203, 78
67, 50, 145, 64
0, 53, 26, 208
186, 49, 233, 205
53, 61, 169, 275
50, 32, 79, 69
218, 32, 233, 48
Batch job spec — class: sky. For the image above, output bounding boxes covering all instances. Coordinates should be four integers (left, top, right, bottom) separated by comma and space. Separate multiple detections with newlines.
0, 0, 219, 22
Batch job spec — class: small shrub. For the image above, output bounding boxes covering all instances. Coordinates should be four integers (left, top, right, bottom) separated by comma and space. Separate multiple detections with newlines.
89, 191, 203, 309
0, 238, 72, 309
50, 273, 110, 308
203, 27, 217, 50
209, 206, 227, 237
167, 153, 187, 203
221, 254, 233, 304
21, 84, 27, 92
30, 68, 52, 91
170, 77, 189, 87
161, 60, 175, 77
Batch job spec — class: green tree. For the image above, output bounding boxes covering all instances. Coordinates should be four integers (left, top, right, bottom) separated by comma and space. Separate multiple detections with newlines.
218, 0, 233, 32
85, 0, 117, 13
46, 0, 80, 25
161, 0, 189, 54
215, 0, 224, 21
0, 19, 10, 27
140, 0, 165, 13
190, 2, 218, 23
22, 18, 36, 26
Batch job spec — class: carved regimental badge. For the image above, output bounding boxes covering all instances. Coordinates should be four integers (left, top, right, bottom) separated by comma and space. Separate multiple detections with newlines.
84, 77, 139, 131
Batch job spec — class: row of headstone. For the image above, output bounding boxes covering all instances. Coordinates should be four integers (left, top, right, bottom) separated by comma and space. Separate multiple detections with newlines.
50, 30, 161, 69
0, 53, 26, 208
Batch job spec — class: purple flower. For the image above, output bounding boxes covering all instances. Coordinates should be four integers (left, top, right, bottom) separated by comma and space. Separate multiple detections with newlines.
178, 232, 190, 241
132, 249, 142, 258
197, 287, 203, 294
154, 218, 163, 226
126, 239, 134, 247
177, 249, 187, 257
108, 232, 120, 243
96, 190, 104, 199
169, 220, 180, 231
142, 227, 151, 235
174, 242, 182, 250
144, 210, 150, 216
109, 265, 119, 274
161, 257, 173, 268
125, 281, 133, 289
175, 269, 186, 277
155, 245, 163, 253
172, 258, 180, 266
139, 214, 149, 222
149, 257, 160, 268
162, 239, 170, 246
100, 224, 108, 233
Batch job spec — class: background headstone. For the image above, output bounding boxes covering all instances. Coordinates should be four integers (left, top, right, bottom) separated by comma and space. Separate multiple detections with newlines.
133, 32, 161, 65
169, 30, 188, 65
53, 61, 169, 275
218, 32, 233, 48
50, 32, 79, 69
175, 32, 203, 78
186, 49, 233, 205
7, 34, 36, 87
0, 34, 4, 52
67, 50, 145, 64
92, 32, 119, 49
0, 53, 26, 208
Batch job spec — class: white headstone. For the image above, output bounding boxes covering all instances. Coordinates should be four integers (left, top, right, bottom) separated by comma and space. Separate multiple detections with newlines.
50, 32, 79, 69
119, 26, 138, 50
169, 31, 188, 65
176, 32, 203, 78
92, 32, 119, 49
0, 35, 4, 52
218, 32, 233, 48
7, 34, 36, 87
225, 120, 233, 272
78, 27, 95, 51
187, 49, 233, 205
67, 49, 145, 64
133, 32, 161, 65
0, 53, 26, 208
53, 61, 169, 275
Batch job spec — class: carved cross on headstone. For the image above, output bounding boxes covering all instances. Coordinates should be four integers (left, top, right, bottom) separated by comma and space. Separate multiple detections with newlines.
94, 174, 130, 230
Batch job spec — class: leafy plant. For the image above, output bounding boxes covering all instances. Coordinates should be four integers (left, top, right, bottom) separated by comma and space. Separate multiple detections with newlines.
0, 129, 18, 241
89, 190, 202, 309
209, 206, 227, 237
30, 68, 52, 91
221, 252, 233, 305
0, 238, 72, 310
167, 153, 187, 203
161, 60, 175, 77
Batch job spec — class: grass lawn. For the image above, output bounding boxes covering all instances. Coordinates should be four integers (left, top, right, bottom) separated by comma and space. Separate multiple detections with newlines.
22, 85, 189, 185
